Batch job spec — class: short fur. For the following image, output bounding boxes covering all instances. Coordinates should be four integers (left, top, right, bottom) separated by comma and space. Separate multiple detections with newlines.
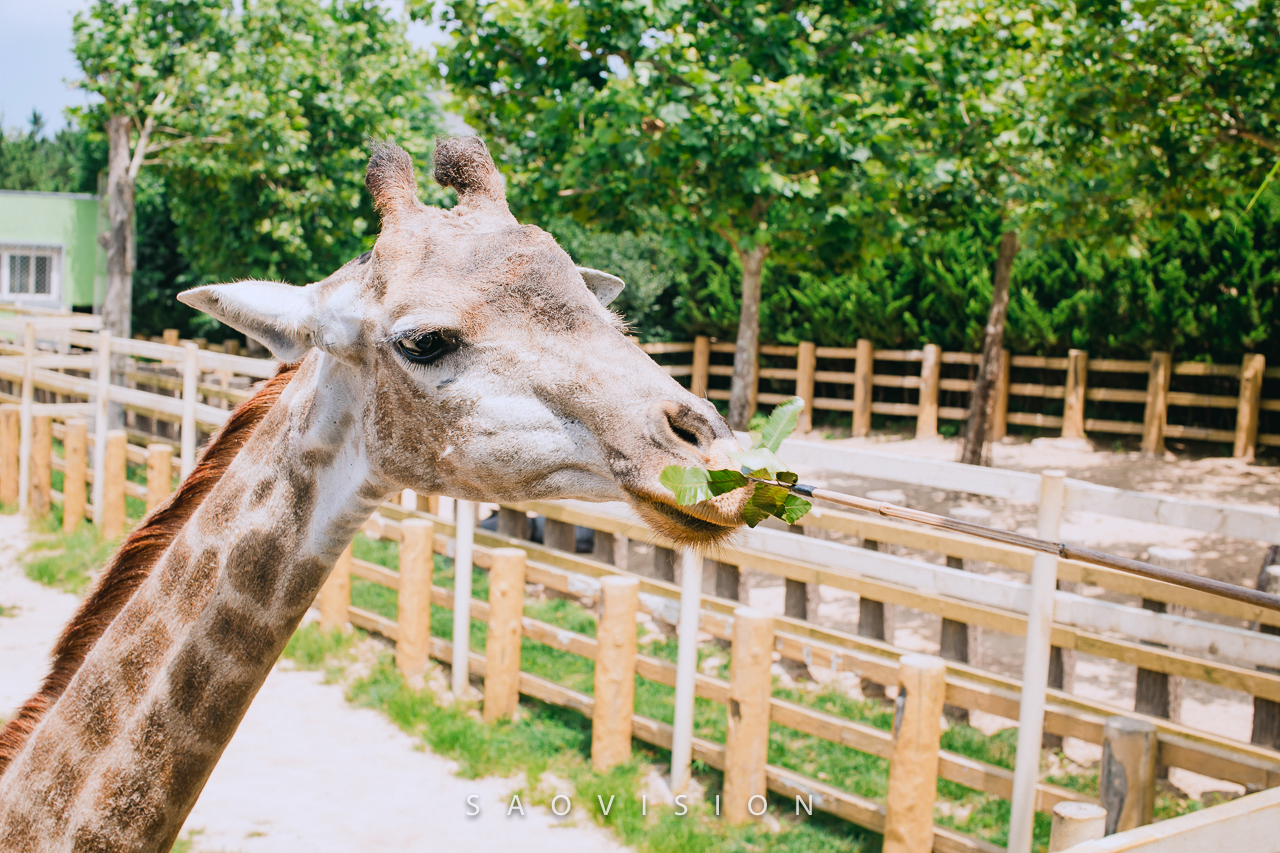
0, 363, 299, 777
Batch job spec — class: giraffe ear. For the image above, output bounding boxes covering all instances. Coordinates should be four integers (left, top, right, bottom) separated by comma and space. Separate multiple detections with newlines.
578, 267, 625, 308
177, 277, 363, 361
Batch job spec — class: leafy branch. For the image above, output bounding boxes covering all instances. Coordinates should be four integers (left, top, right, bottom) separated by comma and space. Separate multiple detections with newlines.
660, 397, 813, 528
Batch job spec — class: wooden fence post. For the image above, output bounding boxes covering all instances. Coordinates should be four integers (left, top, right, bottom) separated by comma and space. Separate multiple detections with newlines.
1141, 352, 1172, 455
497, 506, 529, 539
1100, 716, 1157, 835
102, 429, 128, 540
723, 606, 774, 824
62, 418, 87, 534
692, 335, 711, 398
1235, 353, 1266, 459
883, 653, 947, 853
396, 518, 436, 678
0, 407, 17, 506
30, 415, 51, 517
796, 341, 817, 433
714, 560, 740, 601
991, 348, 1011, 441
162, 328, 179, 347
592, 575, 640, 771
544, 518, 576, 553
916, 343, 940, 439
483, 547, 527, 723
853, 338, 873, 437
1136, 547, 1191, 724
1049, 802, 1107, 852
145, 444, 173, 513
317, 542, 352, 630
1253, 557, 1280, 748
941, 506, 991, 722
1062, 349, 1089, 440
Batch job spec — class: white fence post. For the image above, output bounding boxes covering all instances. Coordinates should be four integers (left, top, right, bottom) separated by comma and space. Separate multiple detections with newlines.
92, 329, 112, 522
670, 547, 704, 794
17, 322, 34, 513
451, 498, 476, 696
1008, 469, 1066, 853
181, 341, 199, 479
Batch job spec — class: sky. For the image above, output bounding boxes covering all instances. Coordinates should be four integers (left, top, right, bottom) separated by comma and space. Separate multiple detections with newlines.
0, 0, 449, 138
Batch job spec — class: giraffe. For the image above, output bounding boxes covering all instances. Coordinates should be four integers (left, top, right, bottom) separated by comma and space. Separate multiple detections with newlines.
0, 136, 746, 852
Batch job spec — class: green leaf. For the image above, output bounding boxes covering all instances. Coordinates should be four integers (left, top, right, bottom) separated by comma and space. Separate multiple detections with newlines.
728, 447, 788, 478
659, 466, 713, 506
775, 471, 799, 486
753, 397, 804, 452
778, 493, 812, 525
743, 483, 790, 527
660, 466, 747, 506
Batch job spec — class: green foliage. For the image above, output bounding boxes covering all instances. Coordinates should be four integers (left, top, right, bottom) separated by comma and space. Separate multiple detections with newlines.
663, 399, 811, 527
282, 623, 356, 670
24, 522, 117, 595
0, 112, 103, 194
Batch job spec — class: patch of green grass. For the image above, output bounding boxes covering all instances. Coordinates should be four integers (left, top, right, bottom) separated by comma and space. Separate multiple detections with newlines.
0, 603, 15, 617
282, 623, 357, 670
23, 516, 117, 594
346, 650, 877, 853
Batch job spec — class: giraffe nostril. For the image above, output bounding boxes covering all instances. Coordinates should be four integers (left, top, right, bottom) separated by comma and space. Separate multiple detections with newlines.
671, 422, 700, 448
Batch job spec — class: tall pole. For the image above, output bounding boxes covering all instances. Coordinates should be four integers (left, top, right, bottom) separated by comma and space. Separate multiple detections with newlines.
670, 548, 704, 793
451, 499, 477, 696
1008, 469, 1066, 853
18, 323, 34, 513
92, 330, 112, 522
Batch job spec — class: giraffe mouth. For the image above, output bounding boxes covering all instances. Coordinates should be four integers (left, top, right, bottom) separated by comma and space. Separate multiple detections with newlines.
624, 488, 744, 548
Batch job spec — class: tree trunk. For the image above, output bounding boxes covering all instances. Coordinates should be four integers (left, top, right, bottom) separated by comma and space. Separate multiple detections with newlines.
960, 230, 1019, 466
103, 116, 136, 339
728, 245, 768, 431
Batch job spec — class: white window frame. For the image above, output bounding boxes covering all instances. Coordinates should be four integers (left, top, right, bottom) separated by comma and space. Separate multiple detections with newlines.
0, 244, 63, 303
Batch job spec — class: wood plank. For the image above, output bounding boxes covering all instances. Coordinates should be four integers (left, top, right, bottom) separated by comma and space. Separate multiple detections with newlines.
873, 374, 923, 388
1088, 359, 1151, 373
1083, 419, 1146, 435
1006, 411, 1066, 428
1167, 391, 1238, 409
1010, 355, 1070, 369
1086, 387, 1148, 403
871, 402, 920, 416
1174, 362, 1240, 378
1164, 424, 1236, 442
1008, 382, 1066, 399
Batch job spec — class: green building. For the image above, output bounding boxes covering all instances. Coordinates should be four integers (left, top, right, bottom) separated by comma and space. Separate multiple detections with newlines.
0, 190, 106, 312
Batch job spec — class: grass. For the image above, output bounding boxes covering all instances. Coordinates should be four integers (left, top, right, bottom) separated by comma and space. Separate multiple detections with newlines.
326, 533, 1105, 851
23, 510, 118, 595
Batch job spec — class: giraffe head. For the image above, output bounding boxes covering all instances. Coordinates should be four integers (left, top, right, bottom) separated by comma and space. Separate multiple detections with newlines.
179, 137, 745, 545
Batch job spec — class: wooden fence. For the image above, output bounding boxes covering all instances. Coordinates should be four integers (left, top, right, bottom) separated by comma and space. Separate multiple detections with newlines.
641, 338, 1278, 457
5, 305, 1280, 849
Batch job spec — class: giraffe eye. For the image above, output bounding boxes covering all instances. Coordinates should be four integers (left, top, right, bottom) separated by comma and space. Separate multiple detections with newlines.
394, 332, 458, 366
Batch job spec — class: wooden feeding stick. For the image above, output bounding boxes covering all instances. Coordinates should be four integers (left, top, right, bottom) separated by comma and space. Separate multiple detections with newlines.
789, 483, 1280, 614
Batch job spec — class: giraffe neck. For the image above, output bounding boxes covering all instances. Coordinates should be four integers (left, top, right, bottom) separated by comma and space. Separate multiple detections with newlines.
0, 352, 394, 852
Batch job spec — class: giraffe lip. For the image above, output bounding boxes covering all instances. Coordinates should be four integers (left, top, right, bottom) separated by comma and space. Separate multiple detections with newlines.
622, 487, 743, 547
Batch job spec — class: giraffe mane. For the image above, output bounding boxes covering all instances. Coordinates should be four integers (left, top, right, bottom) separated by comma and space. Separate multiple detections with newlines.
0, 362, 299, 777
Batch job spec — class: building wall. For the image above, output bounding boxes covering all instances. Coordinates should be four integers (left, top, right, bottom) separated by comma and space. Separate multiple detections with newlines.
0, 190, 107, 310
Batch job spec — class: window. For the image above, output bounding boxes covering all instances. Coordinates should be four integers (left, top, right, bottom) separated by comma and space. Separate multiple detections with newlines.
0, 246, 61, 301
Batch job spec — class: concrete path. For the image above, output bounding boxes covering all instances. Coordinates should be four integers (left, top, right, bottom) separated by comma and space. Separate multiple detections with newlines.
0, 514, 628, 853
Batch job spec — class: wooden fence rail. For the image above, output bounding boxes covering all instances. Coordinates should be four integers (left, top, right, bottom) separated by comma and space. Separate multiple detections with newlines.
641, 337, 1279, 457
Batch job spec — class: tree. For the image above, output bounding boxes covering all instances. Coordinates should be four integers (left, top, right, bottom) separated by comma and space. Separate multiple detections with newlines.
434, 0, 924, 428
73, 0, 440, 337
873, 2, 1075, 464
1055, 0, 1280, 224
161, 0, 442, 288
72, 0, 230, 337
0, 112, 101, 194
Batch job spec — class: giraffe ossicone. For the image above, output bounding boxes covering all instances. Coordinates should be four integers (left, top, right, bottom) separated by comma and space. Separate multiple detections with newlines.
0, 136, 746, 852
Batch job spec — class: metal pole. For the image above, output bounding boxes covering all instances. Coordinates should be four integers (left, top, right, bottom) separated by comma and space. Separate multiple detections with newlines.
18, 322, 33, 513
670, 548, 704, 794
92, 330, 111, 522
1008, 469, 1066, 853
451, 498, 476, 697
180, 342, 198, 479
